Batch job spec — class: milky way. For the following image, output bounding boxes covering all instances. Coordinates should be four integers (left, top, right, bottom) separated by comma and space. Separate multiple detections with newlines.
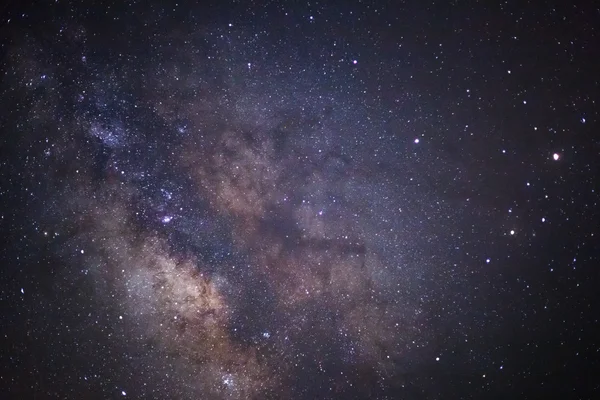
2, 1, 599, 399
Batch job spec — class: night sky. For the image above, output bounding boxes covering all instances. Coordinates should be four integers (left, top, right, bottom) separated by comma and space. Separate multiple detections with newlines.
1, 1, 599, 399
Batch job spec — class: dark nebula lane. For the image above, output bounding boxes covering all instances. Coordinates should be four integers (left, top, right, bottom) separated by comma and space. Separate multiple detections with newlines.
1, 1, 599, 399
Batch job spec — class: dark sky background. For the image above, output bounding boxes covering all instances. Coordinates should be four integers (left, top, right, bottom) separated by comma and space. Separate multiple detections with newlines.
1, 0, 599, 399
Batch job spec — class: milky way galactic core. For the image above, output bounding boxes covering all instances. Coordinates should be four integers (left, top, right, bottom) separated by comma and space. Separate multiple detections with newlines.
1, 1, 599, 399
